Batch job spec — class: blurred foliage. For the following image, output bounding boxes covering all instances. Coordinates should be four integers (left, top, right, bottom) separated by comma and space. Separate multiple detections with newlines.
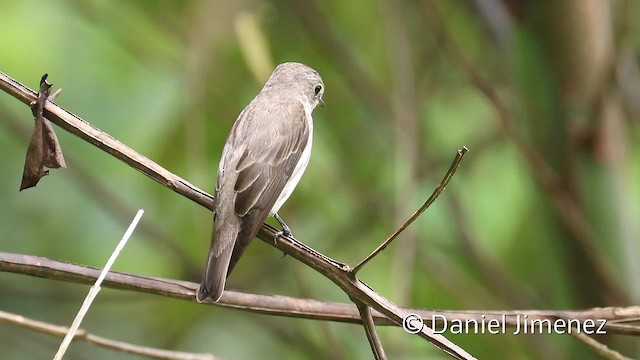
1, 0, 639, 359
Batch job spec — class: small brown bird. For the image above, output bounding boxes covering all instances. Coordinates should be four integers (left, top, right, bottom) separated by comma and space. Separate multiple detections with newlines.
196, 62, 325, 302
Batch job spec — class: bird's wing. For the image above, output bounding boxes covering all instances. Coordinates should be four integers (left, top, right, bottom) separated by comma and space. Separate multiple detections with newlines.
233, 101, 309, 217
222, 98, 309, 270
198, 99, 309, 302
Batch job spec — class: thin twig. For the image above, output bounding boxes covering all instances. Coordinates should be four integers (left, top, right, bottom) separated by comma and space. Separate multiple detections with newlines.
0, 310, 222, 360
355, 301, 387, 360
352, 146, 469, 273
571, 332, 633, 360
49, 87, 63, 101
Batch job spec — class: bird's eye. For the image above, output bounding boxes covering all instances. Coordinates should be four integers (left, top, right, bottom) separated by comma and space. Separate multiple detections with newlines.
314, 84, 322, 96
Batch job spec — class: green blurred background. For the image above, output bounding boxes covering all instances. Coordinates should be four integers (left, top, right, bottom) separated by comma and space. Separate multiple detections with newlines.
1, 0, 639, 359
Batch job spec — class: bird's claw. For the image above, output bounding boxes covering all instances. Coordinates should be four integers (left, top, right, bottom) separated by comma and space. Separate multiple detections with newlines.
273, 226, 292, 244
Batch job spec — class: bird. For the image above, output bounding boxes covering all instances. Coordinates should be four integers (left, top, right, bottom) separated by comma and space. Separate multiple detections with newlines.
196, 62, 325, 302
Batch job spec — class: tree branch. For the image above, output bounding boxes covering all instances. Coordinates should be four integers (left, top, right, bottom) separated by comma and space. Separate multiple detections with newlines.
571, 332, 633, 360
0, 310, 222, 360
2, 252, 639, 336
355, 301, 387, 360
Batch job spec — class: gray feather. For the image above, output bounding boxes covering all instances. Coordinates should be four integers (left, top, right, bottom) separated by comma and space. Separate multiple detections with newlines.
197, 62, 323, 303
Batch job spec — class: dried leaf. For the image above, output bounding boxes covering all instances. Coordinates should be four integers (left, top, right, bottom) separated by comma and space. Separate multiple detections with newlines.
19, 74, 67, 191
41, 117, 66, 169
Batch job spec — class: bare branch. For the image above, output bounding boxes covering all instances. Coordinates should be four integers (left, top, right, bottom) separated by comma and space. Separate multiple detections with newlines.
571, 332, 633, 360
353, 146, 468, 273
2, 252, 639, 336
0, 310, 223, 360
355, 301, 387, 360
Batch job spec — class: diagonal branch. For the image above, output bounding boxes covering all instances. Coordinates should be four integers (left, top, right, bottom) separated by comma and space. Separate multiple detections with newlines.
355, 300, 387, 360
571, 332, 633, 360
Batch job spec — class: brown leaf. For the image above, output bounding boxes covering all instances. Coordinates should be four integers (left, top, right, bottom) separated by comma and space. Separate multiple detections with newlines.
19, 74, 67, 191
41, 116, 67, 169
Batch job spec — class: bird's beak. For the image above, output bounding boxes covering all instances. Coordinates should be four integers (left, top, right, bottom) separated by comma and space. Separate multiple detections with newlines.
319, 96, 326, 108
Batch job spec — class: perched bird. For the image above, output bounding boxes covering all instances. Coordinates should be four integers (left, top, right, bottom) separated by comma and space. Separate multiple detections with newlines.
196, 62, 325, 302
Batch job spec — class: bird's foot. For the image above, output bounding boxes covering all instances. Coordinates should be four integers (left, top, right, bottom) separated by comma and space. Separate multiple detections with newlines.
273, 226, 292, 244
273, 213, 293, 244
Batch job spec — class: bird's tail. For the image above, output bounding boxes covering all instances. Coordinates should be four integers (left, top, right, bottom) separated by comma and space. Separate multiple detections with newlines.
196, 225, 237, 303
